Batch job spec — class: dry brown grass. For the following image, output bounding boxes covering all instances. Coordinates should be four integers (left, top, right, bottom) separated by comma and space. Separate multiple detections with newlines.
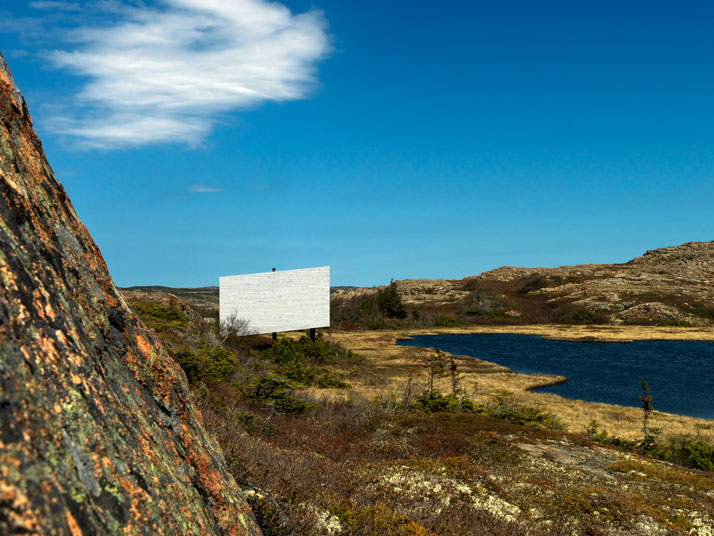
391, 324, 714, 342
324, 326, 714, 442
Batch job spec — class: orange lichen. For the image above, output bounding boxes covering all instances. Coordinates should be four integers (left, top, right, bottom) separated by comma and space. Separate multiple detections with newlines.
1, 51, 261, 535
65, 510, 82, 536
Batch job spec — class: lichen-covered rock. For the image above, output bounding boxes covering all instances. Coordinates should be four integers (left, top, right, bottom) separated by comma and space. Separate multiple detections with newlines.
0, 52, 261, 535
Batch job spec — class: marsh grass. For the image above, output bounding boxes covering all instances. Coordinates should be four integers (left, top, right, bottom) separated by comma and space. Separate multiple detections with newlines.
330, 328, 714, 443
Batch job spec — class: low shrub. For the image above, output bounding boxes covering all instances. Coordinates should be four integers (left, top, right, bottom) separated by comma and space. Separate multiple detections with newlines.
169, 340, 241, 382
410, 392, 479, 413
653, 436, 714, 470
586, 420, 714, 471
264, 335, 360, 365
432, 315, 459, 328
243, 374, 317, 414
560, 309, 602, 325
484, 391, 568, 431
330, 501, 433, 536
316, 372, 351, 389
655, 317, 692, 327
260, 336, 355, 390
130, 301, 187, 326
394, 389, 567, 432
516, 275, 551, 294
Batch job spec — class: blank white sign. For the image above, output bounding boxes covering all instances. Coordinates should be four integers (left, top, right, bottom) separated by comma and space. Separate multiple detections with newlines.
219, 266, 330, 334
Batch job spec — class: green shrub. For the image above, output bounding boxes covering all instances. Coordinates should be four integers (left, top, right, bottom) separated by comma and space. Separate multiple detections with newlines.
411, 392, 479, 413
130, 301, 187, 326
264, 335, 359, 365
397, 389, 566, 431
516, 275, 551, 294
169, 340, 241, 383
655, 317, 692, 327
330, 501, 432, 536
260, 336, 355, 389
367, 316, 399, 330
654, 436, 714, 471
243, 374, 317, 414
316, 372, 351, 389
484, 391, 567, 431
586, 421, 714, 471
235, 411, 278, 436
432, 315, 459, 328
560, 309, 599, 325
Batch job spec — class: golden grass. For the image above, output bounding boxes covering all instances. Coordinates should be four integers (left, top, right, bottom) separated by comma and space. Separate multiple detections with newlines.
321, 326, 714, 442
389, 324, 714, 342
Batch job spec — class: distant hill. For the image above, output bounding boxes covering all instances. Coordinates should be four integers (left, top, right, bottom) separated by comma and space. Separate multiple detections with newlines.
331, 241, 714, 327
120, 284, 368, 306
120, 285, 219, 307
124, 241, 714, 327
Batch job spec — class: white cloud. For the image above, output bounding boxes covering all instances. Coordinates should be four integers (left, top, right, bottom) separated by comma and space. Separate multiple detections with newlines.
29, 1, 82, 11
40, 0, 331, 148
188, 184, 223, 193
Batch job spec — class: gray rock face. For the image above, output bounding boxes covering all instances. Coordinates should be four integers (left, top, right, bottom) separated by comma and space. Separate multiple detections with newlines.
0, 51, 262, 535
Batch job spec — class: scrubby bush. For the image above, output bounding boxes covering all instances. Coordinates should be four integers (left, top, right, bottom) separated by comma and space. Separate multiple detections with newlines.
243, 374, 317, 414
130, 300, 187, 330
388, 387, 567, 432
560, 309, 600, 325
655, 317, 692, 327
586, 420, 714, 471
483, 391, 568, 431
264, 335, 359, 365
169, 341, 241, 382
260, 336, 355, 389
516, 274, 551, 294
411, 392, 479, 413
432, 315, 459, 328
656, 436, 714, 470
329, 501, 432, 536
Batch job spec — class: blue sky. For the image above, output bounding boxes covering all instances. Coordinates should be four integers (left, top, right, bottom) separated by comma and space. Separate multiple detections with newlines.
1, 1, 713, 287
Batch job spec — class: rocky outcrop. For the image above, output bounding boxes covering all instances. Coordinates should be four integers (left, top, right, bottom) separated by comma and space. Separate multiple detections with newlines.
0, 53, 261, 534
332, 242, 714, 325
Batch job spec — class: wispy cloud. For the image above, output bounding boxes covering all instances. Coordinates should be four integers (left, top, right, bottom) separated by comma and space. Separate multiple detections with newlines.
25, 0, 331, 149
29, 1, 82, 11
188, 184, 223, 193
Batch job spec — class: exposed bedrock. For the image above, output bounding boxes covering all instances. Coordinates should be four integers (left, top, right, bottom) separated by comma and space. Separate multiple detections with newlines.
0, 52, 261, 535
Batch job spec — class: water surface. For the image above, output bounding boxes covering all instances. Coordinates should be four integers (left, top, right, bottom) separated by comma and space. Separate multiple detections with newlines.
397, 333, 714, 419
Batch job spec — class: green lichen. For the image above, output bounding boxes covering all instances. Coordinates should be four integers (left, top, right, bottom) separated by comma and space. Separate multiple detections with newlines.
104, 482, 123, 502
0, 135, 13, 161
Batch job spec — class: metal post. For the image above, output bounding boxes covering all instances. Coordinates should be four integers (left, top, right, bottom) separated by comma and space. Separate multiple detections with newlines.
309, 328, 316, 341
271, 268, 276, 339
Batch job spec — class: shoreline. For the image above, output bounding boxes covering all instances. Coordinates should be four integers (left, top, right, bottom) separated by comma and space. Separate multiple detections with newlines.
327, 325, 714, 442
386, 323, 714, 343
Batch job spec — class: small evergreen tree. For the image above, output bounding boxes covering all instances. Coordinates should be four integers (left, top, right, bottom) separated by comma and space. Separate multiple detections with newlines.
424, 350, 447, 399
638, 379, 654, 442
377, 278, 407, 319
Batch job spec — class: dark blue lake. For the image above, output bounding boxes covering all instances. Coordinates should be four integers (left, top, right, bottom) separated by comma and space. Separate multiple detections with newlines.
397, 334, 714, 419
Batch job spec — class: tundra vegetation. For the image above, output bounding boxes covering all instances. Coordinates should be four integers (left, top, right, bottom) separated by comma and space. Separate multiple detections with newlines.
331, 240, 714, 329
125, 291, 714, 535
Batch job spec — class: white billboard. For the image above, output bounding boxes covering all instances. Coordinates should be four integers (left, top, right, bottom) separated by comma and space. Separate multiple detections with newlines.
219, 266, 330, 335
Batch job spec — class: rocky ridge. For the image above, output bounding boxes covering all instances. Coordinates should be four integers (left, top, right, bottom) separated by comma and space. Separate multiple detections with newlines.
0, 53, 261, 534
332, 241, 714, 325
